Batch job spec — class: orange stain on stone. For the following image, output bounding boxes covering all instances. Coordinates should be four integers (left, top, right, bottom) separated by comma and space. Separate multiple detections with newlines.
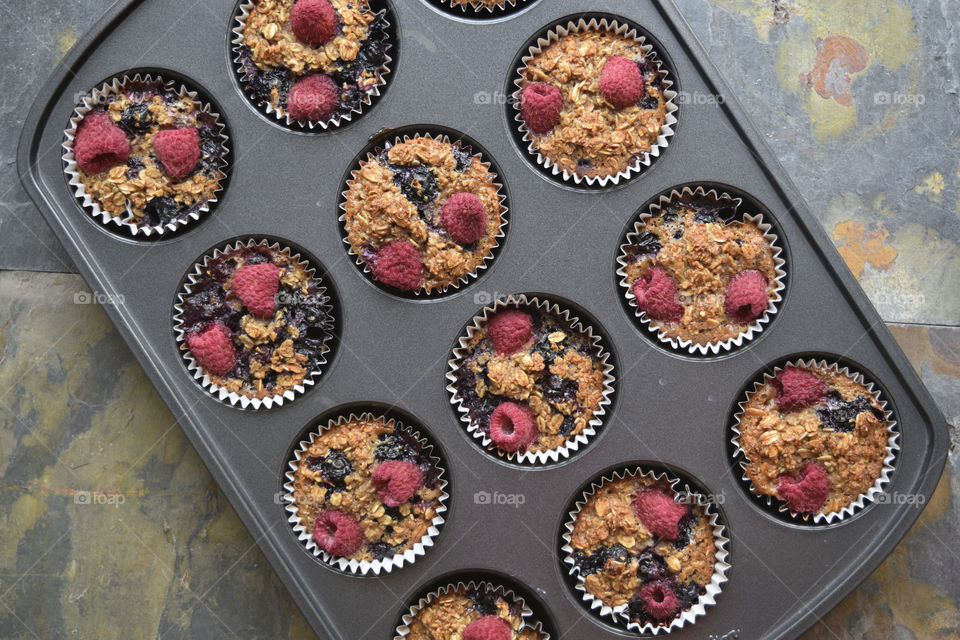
833, 220, 898, 279
799, 34, 869, 107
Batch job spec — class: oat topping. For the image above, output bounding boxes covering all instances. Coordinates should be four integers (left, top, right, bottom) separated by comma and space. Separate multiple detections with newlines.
178, 244, 332, 400
453, 305, 608, 455
622, 191, 778, 345
74, 80, 225, 229
292, 416, 443, 563
519, 28, 668, 179
406, 584, 545, 640
738, 364, 892, 515
343, 135, 503, 292
570, 474, 716, 627
236, 0, 390, 121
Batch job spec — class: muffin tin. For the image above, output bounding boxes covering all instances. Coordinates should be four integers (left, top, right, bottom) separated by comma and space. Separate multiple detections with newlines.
17, 0, 949, 638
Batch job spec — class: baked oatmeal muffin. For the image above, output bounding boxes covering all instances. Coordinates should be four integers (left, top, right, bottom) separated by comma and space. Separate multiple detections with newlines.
568, 473, 718, 629
234, 0, 391, 125
290, 415, 444, 564
450, 301, 610, 458
67, 77, 226, 231
620, 189, 781, 347
445, 0, 513, 11
176, 241, 333, 402
403, 583, 546, 640
343, 135, 504, 293
516, 23, 670, 180
737, 363, 893, 516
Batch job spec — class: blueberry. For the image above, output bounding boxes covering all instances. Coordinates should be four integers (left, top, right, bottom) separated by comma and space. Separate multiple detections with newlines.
392, 165, 438, 205
675, 581, 702, 608
534, 334, 560, 366
252, 67, 291, 103
305, 456, 324, 472
576, 157, 593, 169
125, 157, 145, 180
321, 450, 352, 484
817, 394, 882, 433
451, 144, 474, 172
673, 512, 696, 550
367, 541, 395, 561
119, 102, 154, 134
374, 434, 416, 461
631, 231, 662, 258
558, 415, 577, 436
543, 374, 579, 403
141, 196, 181, 226
467, 588, 500, 616
606, 544, 630, 564
638, 96, 659, 110
636, 549, 667, 581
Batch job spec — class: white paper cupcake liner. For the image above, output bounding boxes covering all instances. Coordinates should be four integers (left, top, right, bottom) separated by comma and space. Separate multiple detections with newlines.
172, 238, 334, 410
511, 17, 678, 187
445, 294, 615, 465
283, 412, 448, 576
395, 580, 550, 639
434, 0, 530, 15
560, 466, 730, 634
616, 186, 787, 356
231, 0, 393, 130
339, 132, 508, 296
62, 73, 229, 237
731, 358, 900, 524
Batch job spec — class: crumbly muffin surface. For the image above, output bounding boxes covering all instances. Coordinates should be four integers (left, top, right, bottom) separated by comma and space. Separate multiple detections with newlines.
292, 417, 443, 563
76, 80, 224, 228
519, 29, 668, 179
738, 365, 891, 514
453, 305, 607, 454
344, 136, 503, 292
407, 584, 545, 640
179, 244, 331, 399
570, 476, 717, 627
622, 192, 778, 345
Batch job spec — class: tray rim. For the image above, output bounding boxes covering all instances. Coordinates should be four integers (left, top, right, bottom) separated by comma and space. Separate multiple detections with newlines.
15, 0, 950, 638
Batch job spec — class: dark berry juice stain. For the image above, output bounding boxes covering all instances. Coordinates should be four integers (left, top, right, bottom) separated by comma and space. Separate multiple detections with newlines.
180, 245, 332, 394
466, 586, 523, 619
320, 450, 352, 491
817, 391, 884, 433
624, 231, 662, 260
372, 428, 440, 489
236, 10, 391, 123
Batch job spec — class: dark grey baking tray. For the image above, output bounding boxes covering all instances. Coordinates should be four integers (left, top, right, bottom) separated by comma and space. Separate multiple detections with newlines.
18, 0, 950, 638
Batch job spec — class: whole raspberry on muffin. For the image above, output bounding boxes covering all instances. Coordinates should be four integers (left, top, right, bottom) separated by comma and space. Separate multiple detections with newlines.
290, 0, 339, 46
773, 366, 828, 411
371, 460, 422, 507
724, 270, 769, 323
631, 488, 688, 540
520, 82, 563, 134
639, 580, 680, 621
372, 240, 423, 291
487, 309, 533, 354
288, 74, 340, 122
600, 56, 645, 107
153, 128, 201, 179
442, 192, 487, 244
312, 510, 363, 556
230, 262, 281, 317
463, 615, 512, 640
186, 324, 236, 376
632, 266, 683, 323
776, 462, 831, 514
74, 112, 130, 174
488, 402, 538, 452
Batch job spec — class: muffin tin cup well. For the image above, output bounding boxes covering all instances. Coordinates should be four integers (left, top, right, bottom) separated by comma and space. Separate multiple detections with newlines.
730, 358, 900, 525
510, 16, 678, 188
338, 130, 509, 298
231, 0, 394, 131
395, 579, 550, 639
62, 72, 230, 237
283, 411, 448, 576
616, 185, 787, 356
172, 238, 335, 410
445, 294, 616, 466
560, 466, 730, 635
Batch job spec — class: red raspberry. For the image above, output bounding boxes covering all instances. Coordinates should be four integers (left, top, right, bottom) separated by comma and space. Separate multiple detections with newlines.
186, 324, 236, 377
724, 270, 769, 323
599, 56, 645, 108
372, 240, 423, 291
632, 266, 683, 323
73, 112, 130, 174
441, 192, 487, 245
312, 510, 363, 556
371, 460, 422, 507
288, 74, 340, 122
776, 462, 831, 513
231, 262, 281, 317
463, 615, 511, 640
773, 366, 828, 412
631, 488, 688, 541
639, 580, 680, 621
153, 128, 200, 179
520, 82, 563, 134
486, 310, 533, 354
488, 402, 538, 452
290, 0, 339, 45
